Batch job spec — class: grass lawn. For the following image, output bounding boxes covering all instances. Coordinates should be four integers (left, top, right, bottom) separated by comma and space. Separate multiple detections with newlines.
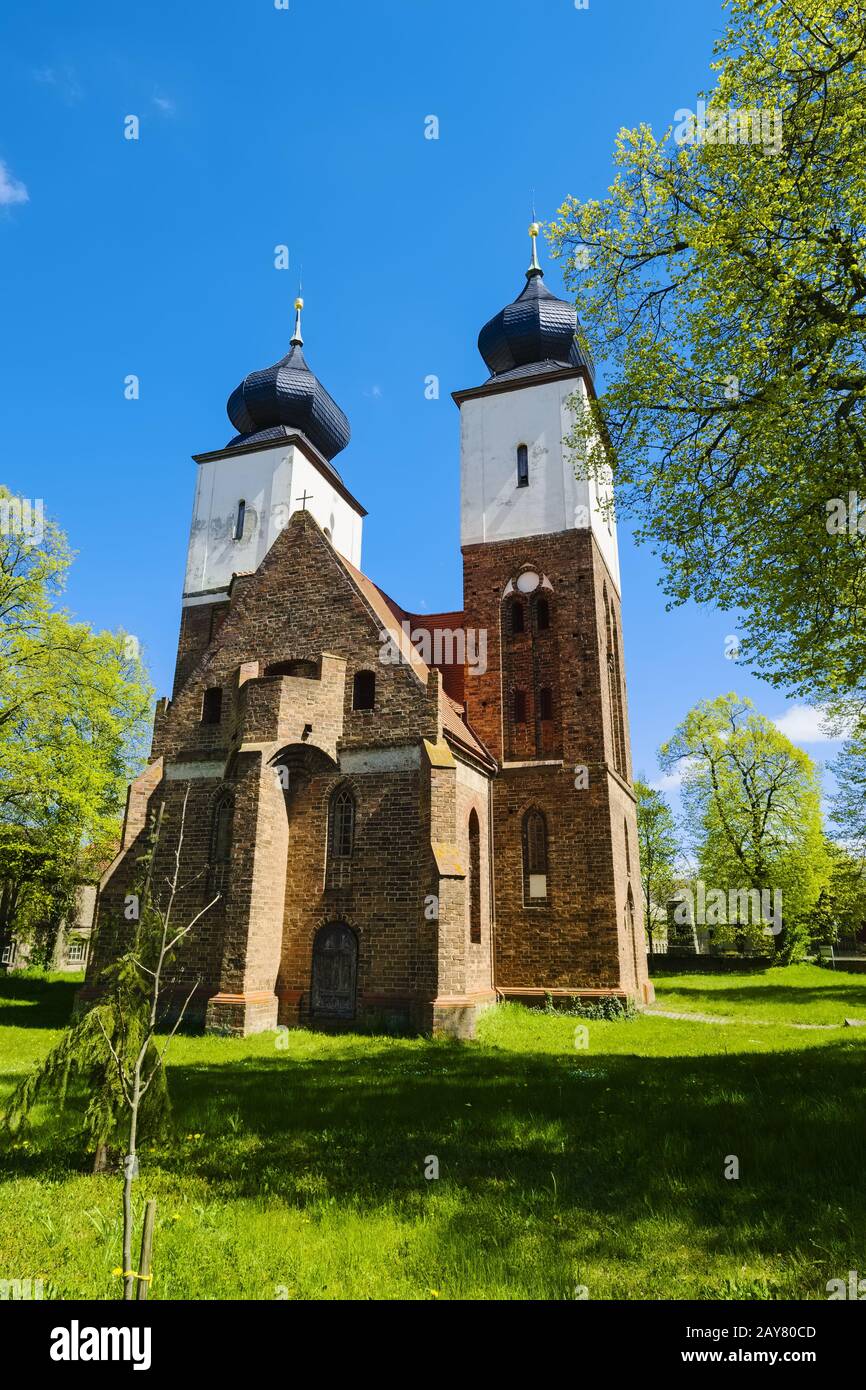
1, 968, 865, 1300
649, 963, 866, 1024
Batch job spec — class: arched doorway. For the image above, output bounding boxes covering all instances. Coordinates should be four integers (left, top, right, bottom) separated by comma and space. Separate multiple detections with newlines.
311, 923, 358, 1019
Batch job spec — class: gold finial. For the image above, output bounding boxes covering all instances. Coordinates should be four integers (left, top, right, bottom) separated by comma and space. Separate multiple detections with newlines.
527, 221, 543, 277
291, 294, 304, 346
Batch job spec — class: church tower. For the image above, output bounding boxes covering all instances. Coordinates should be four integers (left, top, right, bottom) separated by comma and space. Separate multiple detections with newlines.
172, 298, 366, 696
457, 225, 651, 1005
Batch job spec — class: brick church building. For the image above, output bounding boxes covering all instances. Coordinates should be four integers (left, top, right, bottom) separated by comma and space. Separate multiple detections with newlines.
83, 226, 651, 1036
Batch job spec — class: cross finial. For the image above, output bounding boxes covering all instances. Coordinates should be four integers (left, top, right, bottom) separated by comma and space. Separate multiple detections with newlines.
291, 293, 304, 347
296, 489, 313, 511
527, 219, 543, 278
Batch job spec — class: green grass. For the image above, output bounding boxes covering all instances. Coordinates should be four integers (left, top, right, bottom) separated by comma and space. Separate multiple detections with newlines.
650, 963, 866, 1024
1, 971, 865, 1300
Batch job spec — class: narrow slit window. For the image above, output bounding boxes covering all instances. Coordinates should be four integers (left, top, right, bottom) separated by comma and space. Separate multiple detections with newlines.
523, 810, 548, 902
511, 601, 525, 635
539, 687, 553, 721
516, 444, 529, 488
536, 597, 550, 631
201, 687, 223, 724
212, 796, 233, 864
513, 689, 527, 723
468, 810, 481, 944
329, 787, 356, 860
234, 499, 246, 541
353, 670, 376, 711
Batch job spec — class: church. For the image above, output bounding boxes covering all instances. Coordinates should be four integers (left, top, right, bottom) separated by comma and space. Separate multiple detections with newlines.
82, 226, 651, 1037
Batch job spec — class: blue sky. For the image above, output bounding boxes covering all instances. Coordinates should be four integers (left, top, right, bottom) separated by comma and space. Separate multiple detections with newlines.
0, 0, 844, 797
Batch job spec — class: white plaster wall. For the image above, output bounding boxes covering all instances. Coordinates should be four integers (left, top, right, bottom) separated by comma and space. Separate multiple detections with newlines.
183, 442, 363, 598
459, 375, 621, 591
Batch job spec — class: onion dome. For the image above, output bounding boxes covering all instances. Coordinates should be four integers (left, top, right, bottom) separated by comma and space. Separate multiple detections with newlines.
478, 223, 594, 384
226, 297, 351, 463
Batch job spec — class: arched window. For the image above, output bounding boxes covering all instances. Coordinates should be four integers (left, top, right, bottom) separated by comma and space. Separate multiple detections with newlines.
212, 796, 233, 863
516, 444, 529, 488
539, 687, 553, 721
210, 792, 233, 893
612, 617, 628, 776
603, 587, 625, 777
535, 596, 550, 631
353, 670, 375, 711
510, 600, 525, 636
328, 786, 355, 860
513, 688, 527, 723
522, 809, 548, 903
627, 885, 641, 986
234, 499, 246, 541
468, 810, 481, 944
624, 817, 631, 875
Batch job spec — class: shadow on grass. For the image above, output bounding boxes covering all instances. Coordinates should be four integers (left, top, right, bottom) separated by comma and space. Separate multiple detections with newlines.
0, 975, 82, 1030
3, 974, 866, 1281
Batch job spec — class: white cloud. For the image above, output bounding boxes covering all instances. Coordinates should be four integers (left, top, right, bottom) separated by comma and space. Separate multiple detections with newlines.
651, 770, 683, 792
153, 94, 176, 115
773, 705, 852, 744
0, 161, 28, 207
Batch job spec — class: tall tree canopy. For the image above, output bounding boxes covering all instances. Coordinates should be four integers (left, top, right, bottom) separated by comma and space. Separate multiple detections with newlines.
660, 694, 828, 956
550, 0, 866, 701
0, 487, 153, 956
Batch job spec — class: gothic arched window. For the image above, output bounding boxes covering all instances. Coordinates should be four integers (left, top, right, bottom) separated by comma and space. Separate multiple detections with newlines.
212, 795, 233, 864
535, 596, 550, 632
234, 499, 246, 541
516, 444, 529, 488
510, 600, 525, 636
522, 809, 548, 903
353, 670, 376, 711
328, 786, 356, 861
468, 809, 481, 944
210, 792, 233, 893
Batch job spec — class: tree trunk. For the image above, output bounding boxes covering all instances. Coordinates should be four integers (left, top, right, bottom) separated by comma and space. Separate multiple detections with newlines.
92, 1142, 111, 1175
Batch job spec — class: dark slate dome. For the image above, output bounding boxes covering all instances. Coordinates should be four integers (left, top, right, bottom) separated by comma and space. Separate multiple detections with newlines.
226, 299, 351, 463
478, 226, 594, 385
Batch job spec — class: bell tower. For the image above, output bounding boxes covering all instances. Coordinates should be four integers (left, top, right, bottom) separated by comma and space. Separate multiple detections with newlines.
457, 225, 651, 1005
173, 297, 366, 696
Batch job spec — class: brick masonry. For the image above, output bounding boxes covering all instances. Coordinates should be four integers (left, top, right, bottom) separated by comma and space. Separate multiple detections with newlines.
83, 506, 650, 1042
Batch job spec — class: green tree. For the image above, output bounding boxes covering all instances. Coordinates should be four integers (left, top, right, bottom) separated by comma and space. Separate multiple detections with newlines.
830, 717, 866, 859
549, 1, 866, 701
0, 486, 153, 960
660, 694, 829, 960
4, 791, 219, 1298
634, 778, 679, 952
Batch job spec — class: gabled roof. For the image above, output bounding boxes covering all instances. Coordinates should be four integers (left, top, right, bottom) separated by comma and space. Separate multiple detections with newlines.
339, 554, 494, 770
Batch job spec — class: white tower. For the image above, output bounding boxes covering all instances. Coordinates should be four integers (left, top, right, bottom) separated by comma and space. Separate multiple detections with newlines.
456, 224, 619, 591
